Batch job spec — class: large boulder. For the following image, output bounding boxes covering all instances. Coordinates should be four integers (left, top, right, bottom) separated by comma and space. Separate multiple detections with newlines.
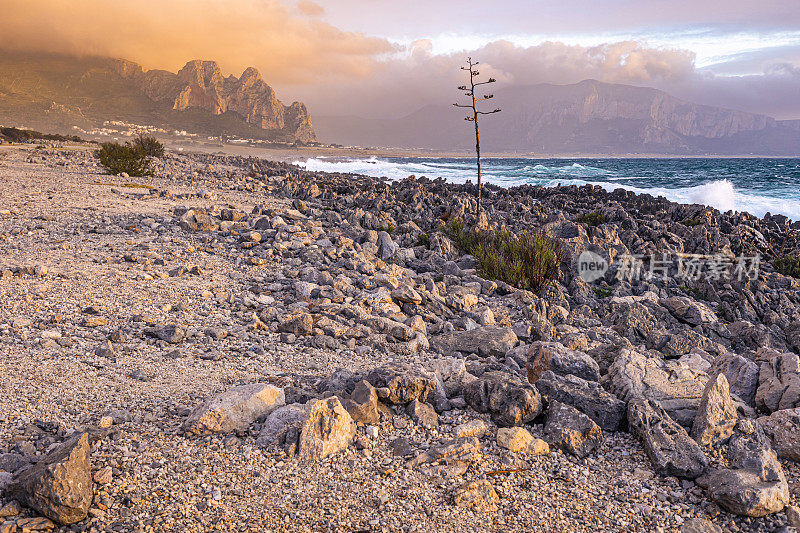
697, 420, 789, 517
496, 427, 549, 455
627, 398, 708, 479
758, 408, 800, 462
255, 404, 306, 447
691, 373, 738, 446
341, 380, 381, 425
604, 349, 708, 427
297, 397, 356, 461
755, 352, 800, 414
406, 400, 439, 429
535, 371, 626, 432
7, 433, 92, 525
708, 353, 760, 407
429, 326, 518, 357
184, 383, 285, 435
543, 401, 602, 458
526, 341, 600, 383
426, 357, 472, 398
464, 371, 542, 427
365, 363, 436, 405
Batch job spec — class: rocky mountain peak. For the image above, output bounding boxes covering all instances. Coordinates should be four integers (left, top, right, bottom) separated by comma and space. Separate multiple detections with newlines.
239, 67, 262, 86
178, 60, 224, 88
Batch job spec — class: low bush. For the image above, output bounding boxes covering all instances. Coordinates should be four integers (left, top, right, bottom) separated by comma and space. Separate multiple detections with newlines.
443, 218, 564, 294
594, 287, 612, 298
131, 135, 165, 158
774, 254, 800, 278
576, 211, 606, 227
0, 127, 83, 143
682, 218, 703, 227
376, 222, 395, 234
95, 142, 152, 177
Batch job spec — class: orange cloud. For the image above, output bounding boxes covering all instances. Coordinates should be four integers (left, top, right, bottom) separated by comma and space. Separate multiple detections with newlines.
0, 0, 395, 85
297, 1, 325, 17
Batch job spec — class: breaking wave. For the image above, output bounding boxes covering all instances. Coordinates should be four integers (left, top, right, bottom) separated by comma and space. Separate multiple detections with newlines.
294, 157, 800, 220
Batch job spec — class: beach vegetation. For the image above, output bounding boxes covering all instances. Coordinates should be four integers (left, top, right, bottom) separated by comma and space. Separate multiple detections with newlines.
576, 211, 606, 226
774, 254, 800, 278
131, 135, 165, 158
594, 286, 612, 298
95, 142, 152, 177
443, 217, 563, 294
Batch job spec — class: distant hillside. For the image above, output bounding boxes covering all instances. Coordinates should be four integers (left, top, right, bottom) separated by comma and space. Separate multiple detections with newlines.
0, 51, 316, 143
313, 80, 800, 155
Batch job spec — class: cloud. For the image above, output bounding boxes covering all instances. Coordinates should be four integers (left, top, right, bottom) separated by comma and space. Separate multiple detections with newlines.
297, 1, 325, 17
0, 0, 395, 84
0, 0, 796, 120
317, 0, 800, 40
289, 39, 698, 118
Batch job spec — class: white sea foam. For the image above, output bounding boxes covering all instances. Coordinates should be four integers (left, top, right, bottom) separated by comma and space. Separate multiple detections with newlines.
295, 158, 799, 220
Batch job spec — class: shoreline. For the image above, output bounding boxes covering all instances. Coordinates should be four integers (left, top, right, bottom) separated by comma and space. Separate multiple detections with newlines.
171, 140, 800, 161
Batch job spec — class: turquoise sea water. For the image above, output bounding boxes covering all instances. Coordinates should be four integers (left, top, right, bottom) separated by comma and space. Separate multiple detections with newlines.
297, 157, 800, 221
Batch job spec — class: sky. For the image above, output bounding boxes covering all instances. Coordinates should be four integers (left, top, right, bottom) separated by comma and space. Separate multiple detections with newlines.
0, 0, 798, 119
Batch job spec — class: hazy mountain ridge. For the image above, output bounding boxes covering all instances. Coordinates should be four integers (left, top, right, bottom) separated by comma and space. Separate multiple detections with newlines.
0, 52, 316, 142
314, 80, 800, 155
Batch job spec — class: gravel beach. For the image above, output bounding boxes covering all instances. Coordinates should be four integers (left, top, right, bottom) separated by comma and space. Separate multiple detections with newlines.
0, 142, 798, 533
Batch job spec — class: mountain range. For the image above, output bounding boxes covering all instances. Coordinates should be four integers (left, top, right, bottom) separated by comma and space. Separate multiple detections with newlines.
313, 80, 800, 155
1, 51, 799, 155
0, 51, 316, 143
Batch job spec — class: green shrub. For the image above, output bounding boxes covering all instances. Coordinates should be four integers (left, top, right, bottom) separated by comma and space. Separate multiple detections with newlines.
774, 254, 800, 278
576, 211, 606, 227
686, 287, 709, 301
683, 218, 703, 227
131, 135, 165, 158
594, 287, 612, 298
95, 142, 152, 177
416, 233, 431, 247
443, 218, 564, 294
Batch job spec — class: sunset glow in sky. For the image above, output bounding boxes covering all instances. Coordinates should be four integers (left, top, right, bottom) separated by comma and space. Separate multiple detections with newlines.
1, 0, 797, 119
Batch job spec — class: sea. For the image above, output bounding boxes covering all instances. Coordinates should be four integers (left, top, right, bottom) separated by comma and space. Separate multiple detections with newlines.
295, 157, 800, 221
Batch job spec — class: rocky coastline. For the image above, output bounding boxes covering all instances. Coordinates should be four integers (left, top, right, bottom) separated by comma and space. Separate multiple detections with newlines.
0, 144, 799, 532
